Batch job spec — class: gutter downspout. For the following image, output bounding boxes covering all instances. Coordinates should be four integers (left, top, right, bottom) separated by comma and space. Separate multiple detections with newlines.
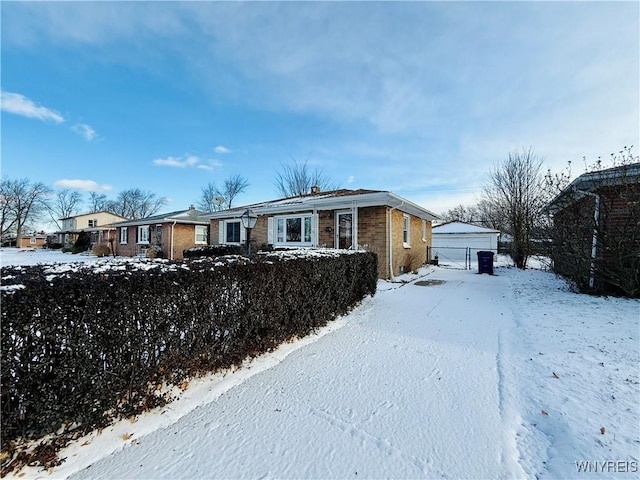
170, 220, 177, 260
352, 200, 358, 250
388, 201, 405, 280
576, 189, 601, 289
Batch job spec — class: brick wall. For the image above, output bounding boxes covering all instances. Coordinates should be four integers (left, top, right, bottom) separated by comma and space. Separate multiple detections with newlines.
357, 207, 389, 278
251, 216, 269, 248
170, 224, 199, 260
115, 223, 207, 260
207, 207, 433, 279
318, 210, 335, 247
388, 209, 431, 277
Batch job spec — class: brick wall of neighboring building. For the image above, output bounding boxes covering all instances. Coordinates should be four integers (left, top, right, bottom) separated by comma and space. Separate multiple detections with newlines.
114, 223, 207, 260
115, 226, 139, 257
170, 224, 205, 259
18, 236, 47, 248
551, 183, 640, 296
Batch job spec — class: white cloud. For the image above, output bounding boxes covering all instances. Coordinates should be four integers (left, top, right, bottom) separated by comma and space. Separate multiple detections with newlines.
0, 91, 64, 123
153, 155, 199, 168
71, 123, 96, 141
153, 155, 222, 169
214, 145, 231, 154
346, 175, 355, 184
54, 179, 112, 192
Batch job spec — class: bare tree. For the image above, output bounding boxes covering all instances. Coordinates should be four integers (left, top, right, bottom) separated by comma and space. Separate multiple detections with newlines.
475, 198, 508, 231
0, 178, 16, 239
0, 178, 51, 244
275, 158, 339, 197
440, 204, 478, 223
197, 182, 221, 212
221, 174, 249, 209
482, 148, 547, 269
46, 189, 83, 230
87, 192, 109, 213
197, 175, 249, 212
108, 188, 168, 219
440, 200, 507, 230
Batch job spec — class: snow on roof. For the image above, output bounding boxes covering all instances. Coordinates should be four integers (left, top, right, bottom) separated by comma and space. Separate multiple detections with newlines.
432, 222, 500, 234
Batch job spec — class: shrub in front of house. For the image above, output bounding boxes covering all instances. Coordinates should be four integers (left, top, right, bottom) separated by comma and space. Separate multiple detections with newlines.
0, 250, 377, 468
71, 231, 91, 254
91, 243, 111, 257
183, 244, 245, 258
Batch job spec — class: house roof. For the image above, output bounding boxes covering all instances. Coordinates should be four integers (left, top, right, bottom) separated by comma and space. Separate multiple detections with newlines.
432, 221, 500, 235
59, 210, 128, 221
113, 207, 210, 227
547, 162, 640, 213
205, 189, 441, 221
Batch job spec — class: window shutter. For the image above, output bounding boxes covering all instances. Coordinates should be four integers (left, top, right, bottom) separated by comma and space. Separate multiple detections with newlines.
240, 222, 246, 242
267, 217, 274, 244
218, 220, 224, 244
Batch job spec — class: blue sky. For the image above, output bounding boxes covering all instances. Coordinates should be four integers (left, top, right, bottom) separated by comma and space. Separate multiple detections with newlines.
2, 1, 638, 221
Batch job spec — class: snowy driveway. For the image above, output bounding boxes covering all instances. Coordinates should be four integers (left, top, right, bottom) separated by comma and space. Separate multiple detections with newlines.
56, 265, 638, 479
66, 268, 518, 479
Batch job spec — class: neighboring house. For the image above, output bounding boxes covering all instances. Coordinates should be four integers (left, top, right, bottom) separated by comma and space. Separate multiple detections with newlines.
54, 211, 129, 247
206, 188, 440, 279
113, 206, 209, 260
546, 162, 640, 296
431, 222, 500, 265
17, 232, 48, 248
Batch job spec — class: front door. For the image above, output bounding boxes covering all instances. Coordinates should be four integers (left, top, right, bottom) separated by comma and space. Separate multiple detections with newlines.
336, 212, 353, 249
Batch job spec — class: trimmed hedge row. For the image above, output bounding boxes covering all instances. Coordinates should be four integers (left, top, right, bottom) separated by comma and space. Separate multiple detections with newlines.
1, 251, 377, 452
183, 245, 245, 258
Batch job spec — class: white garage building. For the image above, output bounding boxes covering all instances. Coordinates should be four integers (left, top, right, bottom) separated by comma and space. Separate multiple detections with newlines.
431, 222, 500, 268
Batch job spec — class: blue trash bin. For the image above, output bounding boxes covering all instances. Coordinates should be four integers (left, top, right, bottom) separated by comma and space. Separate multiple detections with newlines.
477, 251, 495, 275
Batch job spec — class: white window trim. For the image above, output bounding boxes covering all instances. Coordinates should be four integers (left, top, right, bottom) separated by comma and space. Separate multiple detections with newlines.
195, 225, 208, 245
273, 214, 315, 246
137, 225, 150, 245
220, 219, 244, 244
422, 219, 427, 242
119, 227, 128, 245
403, 214, 411, 248
30, 237, 37, 244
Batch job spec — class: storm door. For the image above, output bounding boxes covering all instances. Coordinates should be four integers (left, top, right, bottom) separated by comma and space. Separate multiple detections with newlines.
336, 212, 353, 249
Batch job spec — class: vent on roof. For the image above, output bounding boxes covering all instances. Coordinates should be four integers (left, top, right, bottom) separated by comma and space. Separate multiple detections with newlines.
311, 185, 321, 194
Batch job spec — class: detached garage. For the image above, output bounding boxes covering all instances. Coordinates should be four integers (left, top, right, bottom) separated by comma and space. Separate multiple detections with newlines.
431, 222, 500, 267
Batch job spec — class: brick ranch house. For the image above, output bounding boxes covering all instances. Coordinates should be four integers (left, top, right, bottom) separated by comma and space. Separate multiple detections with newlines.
546, 162, 640, 297
206, 189, 440, 279
113, 207, 209, 260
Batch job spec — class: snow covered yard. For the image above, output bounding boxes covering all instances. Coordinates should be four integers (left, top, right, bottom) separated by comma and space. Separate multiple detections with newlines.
4, 253, 638, 479
0, 248, 104, 267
